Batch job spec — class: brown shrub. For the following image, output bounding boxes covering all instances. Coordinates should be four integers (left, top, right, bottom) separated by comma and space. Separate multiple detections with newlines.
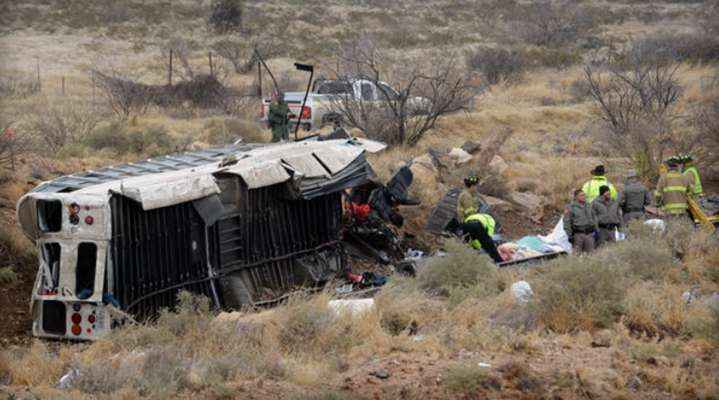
443, 362, 501, 395
623, 282, 688, 337
467, 47, 526, 85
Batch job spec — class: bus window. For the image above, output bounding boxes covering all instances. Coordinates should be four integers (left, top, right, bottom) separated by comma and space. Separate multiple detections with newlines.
76, 243, 97, 299
37, 199, 62, 232
41, 243, 61, 293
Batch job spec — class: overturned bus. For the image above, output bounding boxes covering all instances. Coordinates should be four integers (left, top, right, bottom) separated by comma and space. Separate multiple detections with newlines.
16, 138, 386, 340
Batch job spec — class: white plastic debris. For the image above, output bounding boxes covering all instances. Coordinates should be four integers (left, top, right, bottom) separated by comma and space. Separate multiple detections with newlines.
328, 298, 375, 316
615, 229, 626, 241
404, 249, 424, 260
335, 284, 354, 294
58, 368, 80, 389
645, 219, 666, 232
478, 362, 492, 368
682, 291, 696, 305
511, 281, 533, 303
539, 217, 572, 253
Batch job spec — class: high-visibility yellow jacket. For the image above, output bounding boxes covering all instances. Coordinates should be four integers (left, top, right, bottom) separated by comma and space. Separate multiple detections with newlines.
654, 170, 692, 214
582, 176, 617, 203
684, 165, 703, 196
464, 213, 496, 236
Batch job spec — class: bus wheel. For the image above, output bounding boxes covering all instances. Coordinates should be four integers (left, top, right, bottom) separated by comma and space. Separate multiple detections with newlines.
219, 274, 253, 310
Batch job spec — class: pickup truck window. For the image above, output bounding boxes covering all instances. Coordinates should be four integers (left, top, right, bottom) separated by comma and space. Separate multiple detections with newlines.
361, 83, 374, 101
377, 83, 399, 100
316, 81, 352, 95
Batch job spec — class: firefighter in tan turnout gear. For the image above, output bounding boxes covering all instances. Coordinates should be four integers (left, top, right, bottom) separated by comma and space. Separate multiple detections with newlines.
655, 158, 693, 218
457, 174, 480, 221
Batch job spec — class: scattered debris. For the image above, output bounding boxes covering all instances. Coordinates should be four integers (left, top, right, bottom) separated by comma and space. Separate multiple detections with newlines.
682, 286, 700, 304
335, 284, 354, 294
57, 368, 80, 389
644, 218, 666, 232
511, 281, 533, 303
328, 298, 375, 316
478, 362, 492, 368
369, 369, 390, 379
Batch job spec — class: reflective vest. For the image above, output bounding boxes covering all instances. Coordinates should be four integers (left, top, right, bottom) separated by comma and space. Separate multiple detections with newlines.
582, 176, 617, 203
464, 213, 496, 236
684, 166, 703, 196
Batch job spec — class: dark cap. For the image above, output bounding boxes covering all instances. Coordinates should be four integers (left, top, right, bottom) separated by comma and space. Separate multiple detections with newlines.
592, 165, 605, 175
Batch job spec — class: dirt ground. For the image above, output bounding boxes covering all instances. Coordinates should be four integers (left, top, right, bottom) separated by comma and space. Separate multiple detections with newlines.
0, 208, 34, 347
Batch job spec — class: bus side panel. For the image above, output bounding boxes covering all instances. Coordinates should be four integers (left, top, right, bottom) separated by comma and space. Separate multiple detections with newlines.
110, 195, 214, 319
212, 183, 344, 303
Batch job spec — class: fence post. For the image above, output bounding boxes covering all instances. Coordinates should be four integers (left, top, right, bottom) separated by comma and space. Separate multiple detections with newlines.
61, 76, 65, 96
257, 60, 262, 98
209, 51, 214, 76
168, 49, 173, 86
36, 60, 41, 93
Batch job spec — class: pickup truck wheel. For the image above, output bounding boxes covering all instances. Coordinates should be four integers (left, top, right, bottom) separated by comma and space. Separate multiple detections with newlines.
219, 274, 253, 310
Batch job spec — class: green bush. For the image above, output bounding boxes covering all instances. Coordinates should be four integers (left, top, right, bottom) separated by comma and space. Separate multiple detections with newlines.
84, 122, 179, 156
0, 267, 17, 285
417, 239, 503, 300
532, 257, 626, 333
596, 236, 675, 282
82, 121, 131, 154
127, 124, 174, 156
209, 0, 243, 33
522, 47, 582, 70
202, 118, 266, 145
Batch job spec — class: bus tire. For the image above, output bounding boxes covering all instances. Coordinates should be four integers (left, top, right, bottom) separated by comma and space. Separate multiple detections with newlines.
219, 274, 253, 310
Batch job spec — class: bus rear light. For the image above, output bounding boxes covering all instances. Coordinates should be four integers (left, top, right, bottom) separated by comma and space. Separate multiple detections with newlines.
300, 106, 311, 119
71, 313, 81, 324
88, 314, 96, 324
71, 325, 81, 336
84, 216, 94, 225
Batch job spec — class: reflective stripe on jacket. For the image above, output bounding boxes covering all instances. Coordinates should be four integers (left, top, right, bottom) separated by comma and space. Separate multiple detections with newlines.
464, 213, 496, 236
684, 166, 703, 196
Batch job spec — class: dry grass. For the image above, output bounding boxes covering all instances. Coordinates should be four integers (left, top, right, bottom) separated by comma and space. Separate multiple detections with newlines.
531, 256, 628, 333
623, 282, 690, 338
1, 1, 718, 398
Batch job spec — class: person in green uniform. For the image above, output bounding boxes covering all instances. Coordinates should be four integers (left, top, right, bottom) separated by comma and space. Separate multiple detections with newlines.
268, 92, 289, 142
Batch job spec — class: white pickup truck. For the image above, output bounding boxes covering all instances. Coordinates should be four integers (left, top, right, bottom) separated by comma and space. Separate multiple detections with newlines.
260, 78, 428, 131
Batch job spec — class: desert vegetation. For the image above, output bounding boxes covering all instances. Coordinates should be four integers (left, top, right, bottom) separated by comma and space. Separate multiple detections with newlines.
1, 0, 719, 398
